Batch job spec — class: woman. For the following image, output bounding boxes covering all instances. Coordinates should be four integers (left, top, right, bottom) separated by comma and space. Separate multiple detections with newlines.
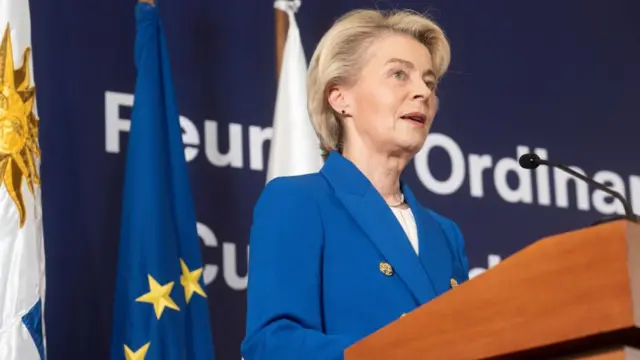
241, 8, 470, 360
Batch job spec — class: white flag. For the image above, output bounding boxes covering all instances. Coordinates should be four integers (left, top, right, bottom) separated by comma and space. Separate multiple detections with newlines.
0, 1, 46, 359
266, 0, 323, 183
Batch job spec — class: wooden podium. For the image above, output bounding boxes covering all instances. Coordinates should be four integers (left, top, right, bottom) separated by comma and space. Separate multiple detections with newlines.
344, 220, 640, 360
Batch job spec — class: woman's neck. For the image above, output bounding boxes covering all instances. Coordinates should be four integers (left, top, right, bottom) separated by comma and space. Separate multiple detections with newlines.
342, 145, 409, 205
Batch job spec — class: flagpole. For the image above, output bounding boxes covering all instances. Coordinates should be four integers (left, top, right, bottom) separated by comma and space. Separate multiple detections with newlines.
275, 2, 289, 80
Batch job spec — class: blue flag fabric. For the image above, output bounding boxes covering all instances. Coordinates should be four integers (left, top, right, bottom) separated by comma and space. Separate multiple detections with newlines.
109, 3, 215, 359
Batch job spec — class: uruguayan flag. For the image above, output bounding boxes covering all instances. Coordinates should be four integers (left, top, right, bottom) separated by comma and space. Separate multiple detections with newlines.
0, 0, 46, 359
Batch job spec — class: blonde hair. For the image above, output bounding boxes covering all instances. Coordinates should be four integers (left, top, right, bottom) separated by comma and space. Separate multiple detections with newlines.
307, 9, 451, 160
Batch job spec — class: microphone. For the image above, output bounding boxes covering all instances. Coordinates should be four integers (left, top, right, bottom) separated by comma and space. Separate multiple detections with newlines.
518, 153, 638, 223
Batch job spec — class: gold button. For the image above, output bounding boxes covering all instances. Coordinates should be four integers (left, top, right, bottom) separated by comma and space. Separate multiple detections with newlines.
400, 313, 407, 318
450, 278, 459, 288
379, 261, 393, 276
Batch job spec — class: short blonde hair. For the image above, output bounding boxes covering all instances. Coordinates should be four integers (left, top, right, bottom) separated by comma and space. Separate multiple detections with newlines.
306, 9, 451, 159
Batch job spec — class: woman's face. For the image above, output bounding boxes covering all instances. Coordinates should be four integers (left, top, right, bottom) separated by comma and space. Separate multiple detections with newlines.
330, 33, 439, 156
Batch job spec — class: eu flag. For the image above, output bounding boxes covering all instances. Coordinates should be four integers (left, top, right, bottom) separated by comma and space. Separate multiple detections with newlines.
109, 2, 215, 359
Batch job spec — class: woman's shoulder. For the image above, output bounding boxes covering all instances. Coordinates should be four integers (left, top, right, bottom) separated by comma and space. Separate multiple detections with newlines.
253, 173, 330, 213
263, 173, 329, 195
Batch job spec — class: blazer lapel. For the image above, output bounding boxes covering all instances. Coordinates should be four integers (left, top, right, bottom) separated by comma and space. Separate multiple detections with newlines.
403, 184, 454, 296
320, 152, 435, 305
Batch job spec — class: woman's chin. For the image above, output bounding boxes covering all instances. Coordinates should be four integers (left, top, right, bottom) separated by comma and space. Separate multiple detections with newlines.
391, 139, 426, 155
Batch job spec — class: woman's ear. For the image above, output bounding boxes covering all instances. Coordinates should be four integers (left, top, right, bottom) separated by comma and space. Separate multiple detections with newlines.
327, 86, 348, 115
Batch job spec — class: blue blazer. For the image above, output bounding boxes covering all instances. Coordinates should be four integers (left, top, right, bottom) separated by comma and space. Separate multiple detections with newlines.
241, 151, 470, 360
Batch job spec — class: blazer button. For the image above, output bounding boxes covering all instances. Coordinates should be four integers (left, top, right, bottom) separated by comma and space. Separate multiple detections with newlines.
379, 262, 393, 276
450, 278, 459, 289
400, 313, 407, 318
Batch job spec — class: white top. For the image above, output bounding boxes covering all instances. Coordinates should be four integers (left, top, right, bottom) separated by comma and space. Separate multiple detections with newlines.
390, 206, 419, 255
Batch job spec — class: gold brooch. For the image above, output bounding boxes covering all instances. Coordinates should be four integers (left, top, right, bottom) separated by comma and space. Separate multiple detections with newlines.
379, 262, 393, 276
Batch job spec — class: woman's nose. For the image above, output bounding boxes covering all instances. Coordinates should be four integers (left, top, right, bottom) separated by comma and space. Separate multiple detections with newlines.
412, 81, 432, 101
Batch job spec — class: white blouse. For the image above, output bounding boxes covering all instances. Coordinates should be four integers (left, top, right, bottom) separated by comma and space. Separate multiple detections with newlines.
390, 206, 419, 255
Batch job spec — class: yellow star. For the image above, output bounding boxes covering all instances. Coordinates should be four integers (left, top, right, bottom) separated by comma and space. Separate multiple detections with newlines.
180, 258, 207, 303
135, 275, 179, 319
124, 343, 150, 360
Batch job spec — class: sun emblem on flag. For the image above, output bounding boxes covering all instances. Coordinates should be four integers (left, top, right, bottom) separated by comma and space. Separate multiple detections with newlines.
0, 23, 41, 228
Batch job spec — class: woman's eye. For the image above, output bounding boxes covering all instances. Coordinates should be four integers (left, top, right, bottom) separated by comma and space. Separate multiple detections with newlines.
425, 81, 436, 90
392, 70, 407, 80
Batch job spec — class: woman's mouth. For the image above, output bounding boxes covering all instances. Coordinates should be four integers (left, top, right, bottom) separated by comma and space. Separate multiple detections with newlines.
400, 112, 427, 125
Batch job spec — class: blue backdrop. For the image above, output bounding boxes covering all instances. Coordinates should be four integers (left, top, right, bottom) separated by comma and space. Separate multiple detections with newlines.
29, 0, 639, 359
